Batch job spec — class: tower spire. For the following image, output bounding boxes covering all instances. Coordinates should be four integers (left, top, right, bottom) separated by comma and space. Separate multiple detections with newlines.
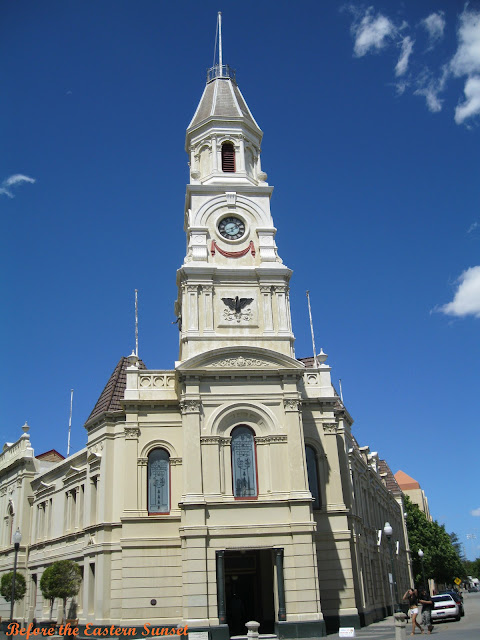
218, 12, 223, 70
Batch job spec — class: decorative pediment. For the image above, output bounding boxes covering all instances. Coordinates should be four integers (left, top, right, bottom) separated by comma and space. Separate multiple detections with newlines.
177, 346, 305, 373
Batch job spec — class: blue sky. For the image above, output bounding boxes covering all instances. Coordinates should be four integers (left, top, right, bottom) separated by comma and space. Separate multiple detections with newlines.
1, 1, 480, 559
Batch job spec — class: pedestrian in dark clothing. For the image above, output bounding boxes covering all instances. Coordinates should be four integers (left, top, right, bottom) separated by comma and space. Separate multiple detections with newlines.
419, 588, 434, 634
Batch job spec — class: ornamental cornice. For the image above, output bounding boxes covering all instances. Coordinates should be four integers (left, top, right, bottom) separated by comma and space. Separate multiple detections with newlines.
283, 399, 301, 411
170, 458, 182, 466
255, 435, 288, 445
138, 457, 148, 466
200, 436, 221, 445
180, 400, 202, 414
260, 286, 272, 294
322, 423, 338, 434
124, 427, 140, 440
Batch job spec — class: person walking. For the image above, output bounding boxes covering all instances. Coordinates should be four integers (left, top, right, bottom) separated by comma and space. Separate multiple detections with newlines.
403, 587, 423, 635
418, 587, 434, 634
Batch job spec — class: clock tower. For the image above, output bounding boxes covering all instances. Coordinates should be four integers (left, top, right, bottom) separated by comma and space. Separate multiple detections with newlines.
176, 60, 295, 362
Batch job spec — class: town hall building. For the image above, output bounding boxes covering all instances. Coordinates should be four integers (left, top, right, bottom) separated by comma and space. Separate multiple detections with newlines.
0, 35, 412, 638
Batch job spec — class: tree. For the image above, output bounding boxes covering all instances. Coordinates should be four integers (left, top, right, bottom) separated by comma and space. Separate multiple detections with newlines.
40, 565, 56, 620
40, 561, 82, 623
404, 495, 464, 586
0, 571, 26, 604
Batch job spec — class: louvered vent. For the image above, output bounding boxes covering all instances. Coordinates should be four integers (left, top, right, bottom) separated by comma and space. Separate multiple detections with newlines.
221, 143, 235, 172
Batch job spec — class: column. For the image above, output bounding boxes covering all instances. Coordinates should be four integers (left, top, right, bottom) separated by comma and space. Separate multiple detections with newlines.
212, 136, 218, 172
138, 458, 148, 512
124, 426, 140, 511
274, 548, 286, 621
216, 550, 226, 624
187, 285, 199, 332
274, 286, 289, 332
322, 423, 347, 510
237, 136, 245, 172
181, 396, 203, 502
261, 286, 274, 333
202, 285, 214, 333
201, 436, 221, 496
283, 398, 309, 494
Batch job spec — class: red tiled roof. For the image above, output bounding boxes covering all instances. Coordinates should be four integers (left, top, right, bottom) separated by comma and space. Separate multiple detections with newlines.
298, 356, 315, 368
86, 356, 147, 425
394, 470, 421, 490
378, 459, 402, 494
36, 449, 65, 462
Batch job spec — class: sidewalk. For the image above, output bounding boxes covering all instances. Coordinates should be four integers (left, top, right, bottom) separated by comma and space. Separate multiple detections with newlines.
327, 615, 399, 639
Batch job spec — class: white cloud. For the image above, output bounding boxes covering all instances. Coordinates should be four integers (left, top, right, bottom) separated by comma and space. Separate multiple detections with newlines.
396, 36, 414, 76
351, 8, 396, 57
450, 8, 480, 77
449, 7, 480, 124
421, 11, 446, 47
468, 221, 480, 233
471, 507, 480, 516
0, 174, 36, 198
414, 66, 449, 112
455, 75, 480, 123
439, 266, 480, 318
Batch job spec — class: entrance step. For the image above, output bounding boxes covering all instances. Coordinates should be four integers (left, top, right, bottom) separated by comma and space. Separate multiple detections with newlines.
231, 636, 277, 640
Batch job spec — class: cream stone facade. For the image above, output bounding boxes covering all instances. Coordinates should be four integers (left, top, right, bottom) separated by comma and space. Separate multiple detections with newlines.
0, 59, 412, 638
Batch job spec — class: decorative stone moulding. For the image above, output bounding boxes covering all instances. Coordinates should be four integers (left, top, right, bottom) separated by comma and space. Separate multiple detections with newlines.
139, 374, 175, 389
255, 435, 288, 445
180, 400, 201, 414
322, 423, 338, 434
283, 399, 301, 411
208, 356, 272, 368
211, 240, 255, 258
124, 427, 141, 440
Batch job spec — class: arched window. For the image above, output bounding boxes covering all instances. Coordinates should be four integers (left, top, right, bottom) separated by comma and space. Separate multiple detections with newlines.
305, 446, 320, 509
221, 142, 235, 172
231, 426, 257, 499
148, 449, 170, 513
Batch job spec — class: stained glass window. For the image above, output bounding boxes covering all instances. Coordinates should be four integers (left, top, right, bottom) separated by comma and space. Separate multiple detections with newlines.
148, 449, 170, 513
231, 426, 257, 498
306, 446, 320, 509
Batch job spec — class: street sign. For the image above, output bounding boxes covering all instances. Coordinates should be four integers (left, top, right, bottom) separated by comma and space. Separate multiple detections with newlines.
454, 577, 461, 585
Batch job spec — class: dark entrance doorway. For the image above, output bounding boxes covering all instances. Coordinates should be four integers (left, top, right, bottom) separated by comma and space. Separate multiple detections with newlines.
224, 549, 275, 635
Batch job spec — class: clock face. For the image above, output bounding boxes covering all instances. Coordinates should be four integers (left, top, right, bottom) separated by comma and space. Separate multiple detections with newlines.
218, 216, 245, 240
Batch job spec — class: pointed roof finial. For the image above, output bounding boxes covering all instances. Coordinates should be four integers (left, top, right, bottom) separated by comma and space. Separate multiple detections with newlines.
135, 289, 139, 357
218, 12, 223, 71
207, 13, 235, 83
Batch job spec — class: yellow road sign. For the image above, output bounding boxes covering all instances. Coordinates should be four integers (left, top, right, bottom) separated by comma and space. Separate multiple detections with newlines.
454, 577, 461, 585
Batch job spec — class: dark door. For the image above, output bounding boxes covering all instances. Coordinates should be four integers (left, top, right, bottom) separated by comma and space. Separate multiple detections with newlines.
224, 550, 275, 635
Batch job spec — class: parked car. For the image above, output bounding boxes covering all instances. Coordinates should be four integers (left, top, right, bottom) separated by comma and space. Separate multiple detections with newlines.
441, 591, 464, 616
431, 594, 461, 622
468, 586, 479, 592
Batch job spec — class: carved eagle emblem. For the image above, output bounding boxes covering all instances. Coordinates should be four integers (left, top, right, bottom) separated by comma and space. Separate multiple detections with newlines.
222, 296, 253, 314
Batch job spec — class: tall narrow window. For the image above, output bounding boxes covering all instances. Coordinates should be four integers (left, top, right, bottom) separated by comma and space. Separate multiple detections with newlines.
305, 446, 320, 509
231, 426, 257, 498
148, 449, 170, 513
221, 142, 235, 172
